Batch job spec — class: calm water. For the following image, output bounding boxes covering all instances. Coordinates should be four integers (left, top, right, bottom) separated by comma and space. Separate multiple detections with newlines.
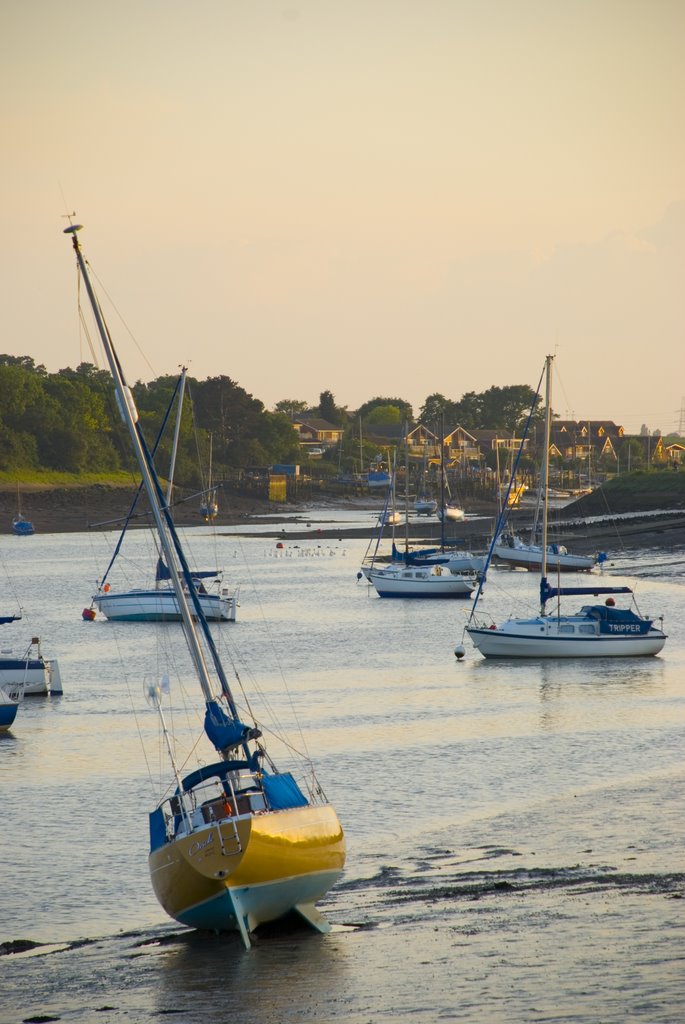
1, 515, 684, 1023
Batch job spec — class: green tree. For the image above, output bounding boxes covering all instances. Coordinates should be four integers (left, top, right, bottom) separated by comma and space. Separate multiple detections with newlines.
357, 396, 413, 424
316, 390, 347, 426
418, 393, 459, 429
274, 399, 309, 418
452, 385, 540, 432
0, 354, 47, 374
190, 376, 300, 470
366, 404, 402, 427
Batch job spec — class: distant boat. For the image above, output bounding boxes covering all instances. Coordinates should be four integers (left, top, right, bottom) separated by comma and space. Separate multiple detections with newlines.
465, 356, 667, 659
199, 432, 219, 521
414, 453, 437, 515
394, 431, 485, 574
436, 429, 464, 521
376, 450, 402, 526
437, 502, 465, 522
363, 434, 477, 598
391, 541, 486, 575
414, 497, 438, 516
12, 485, 35, 535
378, 509, 402, 526
11, 514, 35, 536
492, 531, 598, 572
365, 562, 476, 599
492, 421, 597, 572
66, 221, 345, 948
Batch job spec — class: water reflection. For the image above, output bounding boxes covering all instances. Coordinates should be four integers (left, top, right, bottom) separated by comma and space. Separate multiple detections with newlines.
152, 924, 351, 1023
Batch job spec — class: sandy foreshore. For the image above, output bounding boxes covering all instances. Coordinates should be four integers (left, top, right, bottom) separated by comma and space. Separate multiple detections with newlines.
3, 484, 685, 552
1, 484, 278, 535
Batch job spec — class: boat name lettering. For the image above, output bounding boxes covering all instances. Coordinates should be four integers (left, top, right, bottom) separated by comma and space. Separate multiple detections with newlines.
607, 623, 642, 633
188, 832, 215, 857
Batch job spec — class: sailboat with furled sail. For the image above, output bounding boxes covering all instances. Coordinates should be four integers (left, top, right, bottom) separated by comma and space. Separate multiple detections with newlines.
464, 355, 667, 659
89, 368, 237, 623
65, 223, 345, 947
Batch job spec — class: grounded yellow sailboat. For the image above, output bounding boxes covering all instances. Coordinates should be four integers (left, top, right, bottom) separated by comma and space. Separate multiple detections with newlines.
65, 223, 345, 947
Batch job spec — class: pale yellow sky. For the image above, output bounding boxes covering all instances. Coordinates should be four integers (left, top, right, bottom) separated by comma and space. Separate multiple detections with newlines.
2, 0, 683, 432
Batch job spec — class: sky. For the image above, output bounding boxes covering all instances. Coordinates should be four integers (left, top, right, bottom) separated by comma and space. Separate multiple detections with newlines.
2, 0, 684, 435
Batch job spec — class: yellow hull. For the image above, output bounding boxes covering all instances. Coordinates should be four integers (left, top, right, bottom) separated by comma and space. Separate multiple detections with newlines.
149, 803, 345, 944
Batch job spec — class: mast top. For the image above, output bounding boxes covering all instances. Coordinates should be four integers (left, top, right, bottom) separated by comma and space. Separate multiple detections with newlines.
63, 224, 83, 235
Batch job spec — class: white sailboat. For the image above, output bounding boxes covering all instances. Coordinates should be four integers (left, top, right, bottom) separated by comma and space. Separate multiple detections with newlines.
0, 603, 60, 696
0, 637, 61, 695
365, 561, 477, 598
464, 356, 667, 659
65, 223, 345, 948
364, 435, 476, 598
414, 497, 438, 516
89, 370, 237, 623
492, 531, 598, 572
436, 428, 464, 521
491, 408, 597, 573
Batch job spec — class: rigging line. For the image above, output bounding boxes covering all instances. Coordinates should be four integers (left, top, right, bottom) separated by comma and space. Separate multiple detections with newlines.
215, 618, 305, 758
98, 374, 184, 589
77, 294, 101, 369
86, 261, 157, 378
102, 589, 167, 800
186, 380, 209, 496
228, 534, 312, 759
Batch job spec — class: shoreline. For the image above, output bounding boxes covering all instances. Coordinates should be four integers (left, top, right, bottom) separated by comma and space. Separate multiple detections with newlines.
2, 484, 684, 552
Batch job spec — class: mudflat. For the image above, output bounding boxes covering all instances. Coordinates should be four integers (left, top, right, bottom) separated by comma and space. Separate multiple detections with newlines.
2, 483, 685, 552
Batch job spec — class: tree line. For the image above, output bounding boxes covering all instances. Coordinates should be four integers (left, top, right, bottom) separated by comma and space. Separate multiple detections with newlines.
1, 355, 547, 482
0, 355, 299, 486
3, 355, 670, 485
276, 385, 543, 435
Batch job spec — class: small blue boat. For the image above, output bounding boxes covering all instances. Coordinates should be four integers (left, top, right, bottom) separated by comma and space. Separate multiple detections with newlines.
12, 514, 34, 536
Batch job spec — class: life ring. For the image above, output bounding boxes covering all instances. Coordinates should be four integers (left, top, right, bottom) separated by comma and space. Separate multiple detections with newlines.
434, 566, 443, 576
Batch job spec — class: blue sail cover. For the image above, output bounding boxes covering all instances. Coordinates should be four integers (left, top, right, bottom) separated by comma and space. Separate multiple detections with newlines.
204, 699, 257, 753
156, 557, 218, 581
540, 579, 632, 605
156, 557, 172, 581
391, 541, 443, 564
261, 772, 308, 809
586, 605, 654, 635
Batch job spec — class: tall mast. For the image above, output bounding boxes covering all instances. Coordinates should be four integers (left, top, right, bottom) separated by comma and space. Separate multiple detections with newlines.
440, 415, 446, 551
166, 367, 187, 507
64, 225, 216, 703
539, 354, 553, 611
403, 424, 409, 554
